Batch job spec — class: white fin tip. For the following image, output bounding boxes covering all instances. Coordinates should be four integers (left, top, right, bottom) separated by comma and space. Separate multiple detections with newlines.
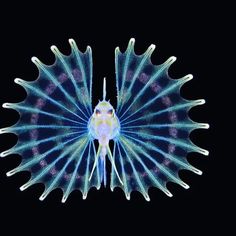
14, 78, 25, 85
39, 193, 47, 201
68, 38, 75, 44
31, 56, 41, 64
86, 45, 92, 52
14, 78, 21, 83
164, 56, 176, 66
129, 38, 135, 44
2, 103, 11, 108
184, 74, 193, 82
6, 170, 15, 177
127, 38, 135, 49
195, 99, 206, 105
20, 183, 30, 191
169, 56, 177, 63
61, 196, 67, 203
194, 169, 203, 175
146, 44, 156, 57
204, 150, 209, 156
69, 39, 78, 49
0, 150, 11, 157
198, 149, 209, 156
115, 47, 121, 55
31, 56, 37, 62
199, 123, 210, 129
165, 190, 173, 197
50, 45, 59, 54
0, 128, 6, 134
144, 194, 150, 201
148, 44, 156, 51
0, 128, 14, 135
181, 182, 190, 189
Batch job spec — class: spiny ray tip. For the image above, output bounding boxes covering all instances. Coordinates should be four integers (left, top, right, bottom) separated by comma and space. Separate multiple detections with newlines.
2, 103, 12, 108
14, 78, 25, 85
0, 150, 11, 157
50, 45, 58, 53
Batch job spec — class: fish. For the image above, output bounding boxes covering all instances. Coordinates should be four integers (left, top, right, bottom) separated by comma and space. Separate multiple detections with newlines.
0, 38, 209, 202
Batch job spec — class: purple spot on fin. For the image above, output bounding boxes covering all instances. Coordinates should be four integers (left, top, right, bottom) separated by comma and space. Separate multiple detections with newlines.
40, 160, 47, 167
169, 112, 178, 123
72, 69, 83, 82
163, 159, 171, 166
30, 129, 38, 139
36, 98, 45, 109
168, 144, 176, 153
45, 82, 56, 95
64, 173, 72, 181
58, 73, 68, 83
141, 172, 148, 177
50, 167, 57, 176
80, 87, 89, 102
31, 113, 39, 124
32, 147, 39, 155
150, 82, 161, 93
162, 96, 172, 107
138, 73, 149, 84
153, 167, 160, 173
169, 127, 178, 138
126, 70, 133, 81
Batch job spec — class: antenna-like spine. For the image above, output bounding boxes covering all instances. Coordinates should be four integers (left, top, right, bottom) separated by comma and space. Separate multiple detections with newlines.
103, 77, 106, 101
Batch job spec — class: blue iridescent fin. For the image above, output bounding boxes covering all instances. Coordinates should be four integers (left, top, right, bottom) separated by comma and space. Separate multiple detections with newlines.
112, 38, 209, 200
0, 39, 100, 202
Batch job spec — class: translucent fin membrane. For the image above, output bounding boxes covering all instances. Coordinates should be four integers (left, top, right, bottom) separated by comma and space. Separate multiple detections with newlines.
1, 39, 101, 202
1, 38, 209, 202
113, 38, 209, 200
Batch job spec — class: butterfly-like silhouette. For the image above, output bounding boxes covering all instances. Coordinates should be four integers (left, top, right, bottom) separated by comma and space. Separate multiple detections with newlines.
0, 38, 209, 202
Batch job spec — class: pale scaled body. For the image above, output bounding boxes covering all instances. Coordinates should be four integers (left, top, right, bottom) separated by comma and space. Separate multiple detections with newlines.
88, 78, 122, 186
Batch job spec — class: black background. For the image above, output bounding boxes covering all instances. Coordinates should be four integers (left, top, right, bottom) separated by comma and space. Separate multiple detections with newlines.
0, 1, 229, 235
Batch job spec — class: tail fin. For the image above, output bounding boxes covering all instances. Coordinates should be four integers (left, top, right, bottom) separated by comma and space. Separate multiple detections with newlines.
89, 143, 123, 186
98, 150, 107, 186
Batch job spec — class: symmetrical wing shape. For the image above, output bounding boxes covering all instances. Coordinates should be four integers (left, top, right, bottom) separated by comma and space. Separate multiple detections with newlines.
0, 39, 100, 202
111, 38, 209, 200
1, 38, 209, 202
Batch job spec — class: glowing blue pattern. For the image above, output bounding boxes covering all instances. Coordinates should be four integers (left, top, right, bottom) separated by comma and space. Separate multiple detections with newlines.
0, 38, 209, 202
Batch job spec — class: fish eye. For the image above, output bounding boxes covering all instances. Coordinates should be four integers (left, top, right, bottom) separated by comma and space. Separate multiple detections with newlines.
95, 109, 101, 116
107, 109, 113, 116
